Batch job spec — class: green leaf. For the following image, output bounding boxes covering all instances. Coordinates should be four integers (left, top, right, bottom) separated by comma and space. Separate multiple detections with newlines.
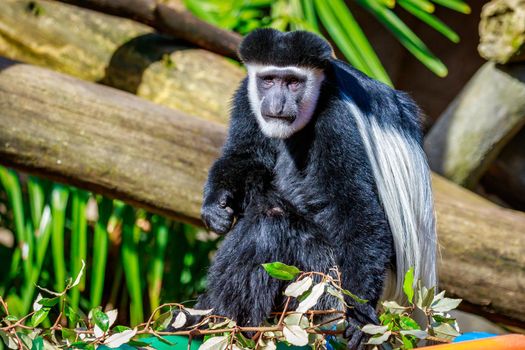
69, 341, 90, 349
401, 329, 428, 339
422, 287, 435, 309
366, 331, 391, 345
153, 311, 173, 331
341, 289, 368, 304
398, 0, 460, 43
61, 328, 76, 342
382, 300, 408, 314
92, 308, 110, 332
31, 308, 50, 327
236, 333, 256, 348
17, 333, 32, 350
113, 326, 132, 333
431, 0, 471, 14
4, 315, 18, 323
362, 324, 388, 335
403, 267, 415, 303
358, 0, 448, 77
31, 336, 44, 350
38, 297, 60, 308
432, 314, 456, 324
399, 316, 419, 330
433, 322, 460, 340
261, 262, 301, 280
401, 334, 416, 349
431, 297, 462, 313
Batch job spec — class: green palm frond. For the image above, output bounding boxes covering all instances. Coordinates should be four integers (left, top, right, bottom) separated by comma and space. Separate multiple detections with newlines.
184, 0, 471, 86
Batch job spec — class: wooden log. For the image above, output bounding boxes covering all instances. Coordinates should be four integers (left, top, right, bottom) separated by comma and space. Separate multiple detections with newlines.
479, 0, 525, 64
53, 0, 242, 60
482, 128, 525, 211
433, 175, 525, 323
0, 0, 244, 124
424, 62, 525, 188
1, 58, 524, 323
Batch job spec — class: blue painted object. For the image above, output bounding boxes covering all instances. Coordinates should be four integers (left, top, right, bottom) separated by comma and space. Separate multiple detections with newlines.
453, 332, 497, 343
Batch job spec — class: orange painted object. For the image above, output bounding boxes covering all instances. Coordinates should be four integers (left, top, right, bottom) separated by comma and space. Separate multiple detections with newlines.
423, 335, 525, 350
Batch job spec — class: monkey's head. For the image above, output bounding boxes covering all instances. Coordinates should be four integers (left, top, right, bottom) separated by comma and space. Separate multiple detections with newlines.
239, 29, 333, 139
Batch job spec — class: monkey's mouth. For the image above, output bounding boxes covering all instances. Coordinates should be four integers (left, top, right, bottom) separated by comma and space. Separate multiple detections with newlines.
262, 114, 296, 123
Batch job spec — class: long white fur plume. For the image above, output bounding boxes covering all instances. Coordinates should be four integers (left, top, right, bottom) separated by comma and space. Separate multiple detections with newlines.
344, 97, 437, 303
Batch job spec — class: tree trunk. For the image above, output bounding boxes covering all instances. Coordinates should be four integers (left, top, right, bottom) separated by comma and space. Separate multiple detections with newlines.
1, 58, 524, 323
424, 62, 525, 188
0, 0, 244, 124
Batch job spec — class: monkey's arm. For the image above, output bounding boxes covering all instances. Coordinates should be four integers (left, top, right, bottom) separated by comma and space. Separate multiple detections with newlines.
202, 81, 275, 234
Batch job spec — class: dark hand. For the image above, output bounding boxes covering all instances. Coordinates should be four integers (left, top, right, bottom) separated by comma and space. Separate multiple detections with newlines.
345, 303, 379, 350
201, 189, 235, 235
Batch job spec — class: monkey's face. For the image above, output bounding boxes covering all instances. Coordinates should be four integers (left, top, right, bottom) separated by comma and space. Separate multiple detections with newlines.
247, 65, 325, 139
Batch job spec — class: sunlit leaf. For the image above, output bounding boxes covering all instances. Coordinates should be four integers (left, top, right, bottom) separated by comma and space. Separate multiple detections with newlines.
341, 288, 368, 304
283, 325, 309, 346
262, 262, 301, 280
92, 308, 109, 333
366, 331, 391, 345
31, 308, 50, 327
283, 313, 309, 328
296, 282, 325, 312
105, 328, 137, 348
433, 322, 460, 340
172, 312, 187, 329
106, 309, 118, 328
186, 308, 213, 316
382, 300, 409, 314
432, 297, 462, 312
403, 267, 414, 303
362, 324, 388, 335
198, 335, 229, 350
284, 277, 312, 297
400, 329, 428, 339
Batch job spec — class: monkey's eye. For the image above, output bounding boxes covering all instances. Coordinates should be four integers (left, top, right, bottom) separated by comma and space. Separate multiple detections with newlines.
288, 79, 302, 91
262, 76, 274, 87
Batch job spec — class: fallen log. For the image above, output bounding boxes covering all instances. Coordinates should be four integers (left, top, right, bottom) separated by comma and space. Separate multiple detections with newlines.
424, 62, 525, 188
0, 0, 243, 124
1, 59, 524, 323
482, 128, 525, 211
54, 0, 242, 60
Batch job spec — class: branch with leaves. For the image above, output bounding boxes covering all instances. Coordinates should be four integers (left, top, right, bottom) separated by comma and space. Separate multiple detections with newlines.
0, 262, 461, 350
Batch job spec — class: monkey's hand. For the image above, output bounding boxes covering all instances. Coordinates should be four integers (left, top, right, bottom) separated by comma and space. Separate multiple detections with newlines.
344, 303, 379, 350
201, 189, 235, 235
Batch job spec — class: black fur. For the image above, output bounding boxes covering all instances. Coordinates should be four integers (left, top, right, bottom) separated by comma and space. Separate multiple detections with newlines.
197, 29, 423, 349
239, 28, 333, 68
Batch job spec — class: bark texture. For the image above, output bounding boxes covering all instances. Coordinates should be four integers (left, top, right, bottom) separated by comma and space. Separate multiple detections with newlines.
54, 0, 242, 59
1, 59, 524, 322
0, 0, 244, 124
424, 62, 525, 188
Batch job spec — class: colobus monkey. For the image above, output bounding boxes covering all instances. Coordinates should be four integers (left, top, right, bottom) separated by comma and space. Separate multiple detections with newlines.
197, 29, 437, 348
